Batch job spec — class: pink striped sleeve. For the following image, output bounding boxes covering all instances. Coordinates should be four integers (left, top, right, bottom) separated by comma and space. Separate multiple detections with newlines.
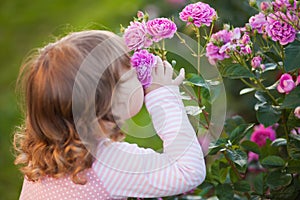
92, 85, 206, 198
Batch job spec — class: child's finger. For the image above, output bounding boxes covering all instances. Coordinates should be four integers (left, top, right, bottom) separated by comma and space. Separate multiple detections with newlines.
154, 56, 164, 75
172, 68, 185, 86
163, 61, 173, 80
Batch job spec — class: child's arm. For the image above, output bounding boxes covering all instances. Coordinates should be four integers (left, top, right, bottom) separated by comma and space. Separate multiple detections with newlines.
92, 85, 206, 198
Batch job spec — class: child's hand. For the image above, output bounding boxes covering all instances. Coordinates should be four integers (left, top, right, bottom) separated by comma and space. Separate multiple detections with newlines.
145, 56, 185, 95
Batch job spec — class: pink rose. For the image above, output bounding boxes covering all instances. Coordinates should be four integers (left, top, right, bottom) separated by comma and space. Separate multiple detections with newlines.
123, 21, 152, 51
251, 124, 276, 147
249, 13, 268, 34
179, 2, 217, 27
276, 73, 296, 94
248, 124, 276, 162
266, 12, 296, 45
131, 50, 157, 88
251, 56, 262, 69
146, 18, 177, 42
294, 106, 300, 119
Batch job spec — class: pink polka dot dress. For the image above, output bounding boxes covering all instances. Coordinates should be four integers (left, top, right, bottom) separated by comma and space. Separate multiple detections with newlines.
19, 169, 112, 200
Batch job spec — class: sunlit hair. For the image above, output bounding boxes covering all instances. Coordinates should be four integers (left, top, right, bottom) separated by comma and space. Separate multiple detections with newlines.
14, 30, 130, 184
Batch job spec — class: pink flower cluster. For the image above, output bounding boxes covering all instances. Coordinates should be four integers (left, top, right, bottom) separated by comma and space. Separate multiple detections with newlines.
179, 2, 217, 27
131, 50, 157, 88
206, 28, 252, 65
248, 1, 299, 45
248, 124, 276, 162
272, 0, 297, 11
123, 12, 177, 87
277, 73, 300, 94
124, 16, 177, 51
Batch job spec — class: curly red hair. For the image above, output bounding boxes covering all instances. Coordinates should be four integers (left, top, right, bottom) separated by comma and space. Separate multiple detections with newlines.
14, 30, 130, 184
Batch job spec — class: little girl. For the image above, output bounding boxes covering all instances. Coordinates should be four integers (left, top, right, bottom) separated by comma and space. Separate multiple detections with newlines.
14, 30, 206, 199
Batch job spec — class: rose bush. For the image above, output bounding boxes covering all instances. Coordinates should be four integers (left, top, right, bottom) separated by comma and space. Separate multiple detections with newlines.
123, 0, 300, 199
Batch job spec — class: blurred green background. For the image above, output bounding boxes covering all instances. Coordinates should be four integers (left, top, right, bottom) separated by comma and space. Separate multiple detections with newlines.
0, 0, 254, 199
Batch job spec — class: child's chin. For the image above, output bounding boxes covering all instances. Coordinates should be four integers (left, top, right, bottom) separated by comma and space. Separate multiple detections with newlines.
128, 106, 142, 119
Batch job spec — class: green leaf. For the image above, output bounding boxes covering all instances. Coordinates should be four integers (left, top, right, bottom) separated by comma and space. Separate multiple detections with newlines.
208, 145, 225, 155
260, 139, 279, 159
282, 86, 300, 109
269, 184, 297, 200
224, 115, 245, 133
254, 173, 264, 195
264, 51, 282, 63
287, 134, 300, 159
208, 138, 228, 155
201, 87, 215, 104
197, 182, 214, 197
215, 184, 234, 200
287, 160, 300, 173
219, 167, 229, 184
290, 133, 300, 141
229, 124, 254, 144
255, 103, 281, 127
284, 40, 300, 72
226, 149, 248, 168
186, 73, 209, 89
210, 160, 229, 184
261, 155, 285, 168
266, 81, 279, 90
240, 87, 255, 95
233, 180, 251, 192
229, 168, 239, 183
254, 91, 273, 104
266, 171, 292, 189
263, 63, 278, 72
208, 84, 222, 103
185, 106, 203, 116
186, 73, 222, 104
287, 110, 300, 130
241, 140, 260, 154
220, 63, 254, 79
271, 138, 287, 147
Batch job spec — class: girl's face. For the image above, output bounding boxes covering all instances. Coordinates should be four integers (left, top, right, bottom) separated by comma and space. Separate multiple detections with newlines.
111, 67, 144, 121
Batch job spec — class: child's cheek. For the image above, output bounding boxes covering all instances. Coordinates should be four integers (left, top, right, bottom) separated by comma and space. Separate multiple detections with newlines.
128, 85, 144, 118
